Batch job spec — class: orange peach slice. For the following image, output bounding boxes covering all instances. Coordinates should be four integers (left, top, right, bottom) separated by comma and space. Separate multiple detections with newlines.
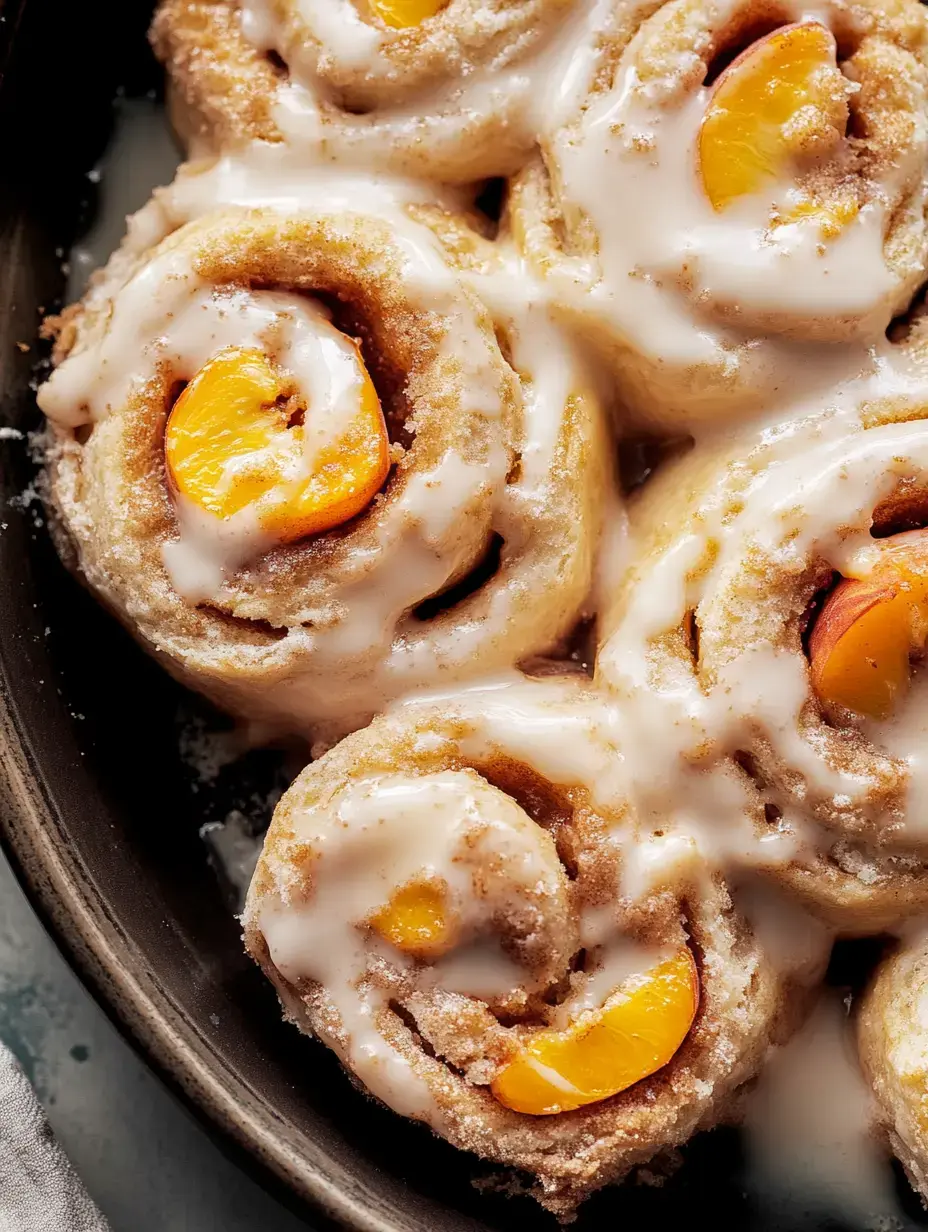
491, 948, 699, 1116
369, 0, 446, 28
809, 532, 928, 720
165, 344, 389, 544
781, 193, 859, 240
698, 22, 852, 218
370, 881, 452, 960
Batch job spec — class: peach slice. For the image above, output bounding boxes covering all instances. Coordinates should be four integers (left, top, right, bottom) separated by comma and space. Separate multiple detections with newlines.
782, 193, 859, 240
370, 881, 452, 960
808, 531, 928, 720
491, 948, 699, 1116
369, 0, 446, 28
165, 343, 389, 544
698, 22, 852, 218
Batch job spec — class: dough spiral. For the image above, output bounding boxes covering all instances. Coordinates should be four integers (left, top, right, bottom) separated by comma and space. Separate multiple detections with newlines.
151, 0, 585, 181
244, 679, 794, 1219
33, 0, 928, 1217
509, 0, 928, 430
39, 202, 608, 744
858, 932, 928, 1203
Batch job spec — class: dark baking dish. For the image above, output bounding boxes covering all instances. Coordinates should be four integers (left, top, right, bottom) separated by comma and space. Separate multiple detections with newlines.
0, 3, 889, 1229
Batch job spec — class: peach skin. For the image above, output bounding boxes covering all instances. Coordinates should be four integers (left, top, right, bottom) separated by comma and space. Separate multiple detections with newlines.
698, 22, 855, 228
165, 344, 389, 544
808, 531, 928, 720
243, 680, 790, 1216
491, 948, 699, 1115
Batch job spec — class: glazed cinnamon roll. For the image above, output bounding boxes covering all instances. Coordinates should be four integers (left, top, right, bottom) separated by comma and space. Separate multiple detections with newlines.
150, 0, 584, 181
38, 203, 608, 744
858, 932, 928, 1201
509, 0, 928, 430
597, 366, 928, 932
243, 679, 795, 1218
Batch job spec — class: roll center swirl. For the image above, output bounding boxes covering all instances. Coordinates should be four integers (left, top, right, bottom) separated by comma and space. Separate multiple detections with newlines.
257, 764, 700, 1119
165, 327, 389, 544
698, 21, 857, 234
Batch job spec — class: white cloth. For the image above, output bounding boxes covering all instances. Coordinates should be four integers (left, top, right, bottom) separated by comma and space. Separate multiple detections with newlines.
0, 1042, 110, 1231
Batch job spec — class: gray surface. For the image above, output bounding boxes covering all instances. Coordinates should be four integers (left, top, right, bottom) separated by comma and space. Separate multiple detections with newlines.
0, 847, 309, 1232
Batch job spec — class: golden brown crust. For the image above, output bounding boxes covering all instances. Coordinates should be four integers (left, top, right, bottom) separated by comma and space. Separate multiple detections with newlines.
153, 1, 282, 149
42, 206, 609, 742
151, 0, 576, 179
243, 682, 795, 1218
507, 0, 928, 429
597, 385, 928, 932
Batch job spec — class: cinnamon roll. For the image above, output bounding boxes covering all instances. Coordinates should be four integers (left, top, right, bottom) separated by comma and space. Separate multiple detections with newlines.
597, 367, 928, 932
509, 0, 928, 430
243, 679, 795, 1218
858, 932, 928, 1201
150, 0, 586, 181
38, 203, 608, 744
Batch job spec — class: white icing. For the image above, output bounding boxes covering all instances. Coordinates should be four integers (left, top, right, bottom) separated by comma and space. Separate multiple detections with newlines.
236, 0, 614, 174
862, 663, 928, 834
431, 944, 527, 1000
552, 938, 671, 1028
446, 677, 629, 811
162, 496, 269, 602
68, 94, 182, 302
253, 680, 704, 1125
733, 879, 832, 982
557, 87, 893, 353
49, 135, 606, 731
744, 992, 897, 1223
164, 145, 467, 221
285, 0, 384, 72
257, 765, 567, 1120
200, 810, 264, 911
44, 262, 382, 598
545, 0, 928, 425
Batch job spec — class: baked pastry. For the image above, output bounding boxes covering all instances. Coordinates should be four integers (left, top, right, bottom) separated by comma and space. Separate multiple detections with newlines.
597, 370, 928, 932
858, 932, 928, 1200
150, 0, 581, 181
37, 0, 928, 1216
38, 203, 608, 745
508, 0, 928, 430
244, 678, 801, 1218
